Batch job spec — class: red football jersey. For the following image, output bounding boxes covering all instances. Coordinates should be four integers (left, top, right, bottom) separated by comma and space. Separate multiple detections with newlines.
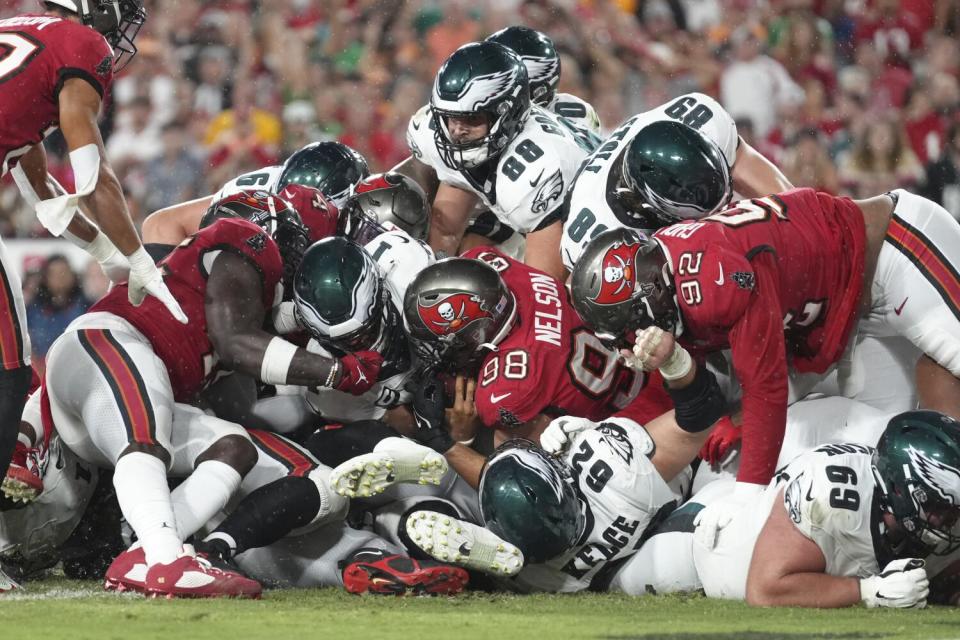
92, 218, 283, 402
275, 184, 339, 243
651, 188, 866, 484
0, 14, 114, 174
463, 247, 647, 430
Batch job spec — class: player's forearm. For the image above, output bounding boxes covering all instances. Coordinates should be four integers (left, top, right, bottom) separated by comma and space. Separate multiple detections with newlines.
737, 395, 787, 485
733, 140, 793, 198
443, 443, 486, 489
141, 196, 213, 245
746, 572, 861, 608
82, 162, 143, 255
216, 331, 339, 389
428, 223, 462, 259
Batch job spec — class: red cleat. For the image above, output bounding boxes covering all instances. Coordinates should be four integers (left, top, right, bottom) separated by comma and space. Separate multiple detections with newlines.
0, 565, 21, 594
2, 442, 44, 504
341, 548, 468, 596
104, 546, 148, 593
144, 546, 261, 599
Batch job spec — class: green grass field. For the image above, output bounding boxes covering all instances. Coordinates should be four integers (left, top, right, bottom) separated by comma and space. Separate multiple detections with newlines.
4, 579, 960, 640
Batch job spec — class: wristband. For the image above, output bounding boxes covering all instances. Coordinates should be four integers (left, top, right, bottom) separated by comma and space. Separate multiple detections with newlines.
667, 365, 728, 433
86, 231, 120, 264
659, 344, 693, 380
260, 336, 298, 385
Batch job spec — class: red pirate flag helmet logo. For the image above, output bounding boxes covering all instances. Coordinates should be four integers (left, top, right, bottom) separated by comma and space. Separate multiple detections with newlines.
417, 292, 492, 336
592, 240, 644, 305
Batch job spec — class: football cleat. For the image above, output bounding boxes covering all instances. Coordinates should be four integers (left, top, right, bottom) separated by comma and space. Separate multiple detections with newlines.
341, 547, 467, 596
405, 510, 524, 576
144, 545, 261, 599
104, 545, 148, 593
0, 565, 21, 594
330, 437, 447, 498
2, 442, 44, 503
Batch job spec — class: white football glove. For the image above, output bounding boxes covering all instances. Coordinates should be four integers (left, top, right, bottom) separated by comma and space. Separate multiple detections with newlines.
126, 247, 188, 324
860, 558, 929, 609
693, 481, 764, 549
81, 230, 130, 284
620, 326, 692, 380
540, 417, 596, 455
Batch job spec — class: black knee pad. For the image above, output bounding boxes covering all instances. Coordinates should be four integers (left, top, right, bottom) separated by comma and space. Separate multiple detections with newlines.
305, 420, 399, 467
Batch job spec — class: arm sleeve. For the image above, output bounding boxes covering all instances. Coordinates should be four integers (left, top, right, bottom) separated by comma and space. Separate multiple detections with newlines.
727, 251, 789, 485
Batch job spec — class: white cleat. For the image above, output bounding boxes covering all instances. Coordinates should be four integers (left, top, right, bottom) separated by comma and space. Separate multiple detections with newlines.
330, 438, 447, 498
405, 510, 524, 576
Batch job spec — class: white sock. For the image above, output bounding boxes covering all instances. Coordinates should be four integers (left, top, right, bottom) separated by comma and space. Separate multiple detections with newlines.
113, 452, 181, 566
169, 460, 241, 540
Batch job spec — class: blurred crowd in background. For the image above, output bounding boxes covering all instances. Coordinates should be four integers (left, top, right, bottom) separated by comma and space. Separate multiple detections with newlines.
1, 0, 959, 361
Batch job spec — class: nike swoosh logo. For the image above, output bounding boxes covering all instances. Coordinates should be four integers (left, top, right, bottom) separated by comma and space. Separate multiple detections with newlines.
894, 297, 908, 315
805, 485, 814, 502
412, 120, 421, 131
458, 542, 471, 556
529, 169, 545, 187
715, 264, 725, 286
490, 392, 512, 403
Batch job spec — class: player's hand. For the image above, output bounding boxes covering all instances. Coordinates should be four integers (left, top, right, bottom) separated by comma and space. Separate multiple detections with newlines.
699, 416, 741, 467
335, 350, 384, 395
620, 327, 692, 380
693, 481, 763, 550
861, 559, 929, 608
447, 375, 479, 443
411, 376, 455, 454
540, 417, 596, 455
271, 301, 300, 334
126, 248, 188, 324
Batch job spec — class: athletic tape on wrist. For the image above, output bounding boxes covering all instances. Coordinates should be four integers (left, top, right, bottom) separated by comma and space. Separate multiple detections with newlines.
659, 344, 693, 380
261, 337, 299, 385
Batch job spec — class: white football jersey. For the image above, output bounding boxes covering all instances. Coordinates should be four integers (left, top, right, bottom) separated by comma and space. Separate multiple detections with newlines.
0, 437, 99, 561
560, 92, 739, 270
515, 418, 681, 593
407, 104, 596, 234
213, 165, 284, 201
303, 228, 434, 422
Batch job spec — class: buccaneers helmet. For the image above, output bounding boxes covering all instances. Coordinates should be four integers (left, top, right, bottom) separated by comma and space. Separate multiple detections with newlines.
430, 41, 531, 170
200, 191, 310, 292
338, 172, 430, 244
480, 439, 585, 563
403, 257, 516, 375
621, 120, 733, 228
486, 26, 560, 107
275, 141, 370, 209
873, 411, 960, 557
45, 0, 146, 71
570, 227, 680, 348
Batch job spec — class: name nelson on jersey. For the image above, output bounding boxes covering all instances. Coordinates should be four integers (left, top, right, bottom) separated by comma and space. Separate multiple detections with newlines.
531, 273, 563, 347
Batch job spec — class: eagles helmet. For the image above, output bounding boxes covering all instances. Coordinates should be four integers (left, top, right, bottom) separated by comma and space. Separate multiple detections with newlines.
200, 191, 310, 292
431, 41, 531, 170
480, 439, 585, 563
293, 237, 397, 356
873, 411, 960, 556
338, 172, 430, 244
621, 120, 733, 228
403, 257, 516, 375
275, 141, 370, 209
570, 227, 680, 349
44, 0, 146, 70
486, 26, 560, 107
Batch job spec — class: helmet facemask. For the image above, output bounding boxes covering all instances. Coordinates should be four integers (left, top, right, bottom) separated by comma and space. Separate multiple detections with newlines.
70, 0, 146, 72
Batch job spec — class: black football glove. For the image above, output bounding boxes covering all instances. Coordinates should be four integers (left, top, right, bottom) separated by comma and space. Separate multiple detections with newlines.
411, 376, 455, 454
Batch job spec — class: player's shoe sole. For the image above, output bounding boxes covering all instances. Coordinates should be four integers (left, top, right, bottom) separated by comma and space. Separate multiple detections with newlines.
331, 438, 447, 498
1, 471, 42, 503
341, 550, 467, 596
405, 510, 524, 576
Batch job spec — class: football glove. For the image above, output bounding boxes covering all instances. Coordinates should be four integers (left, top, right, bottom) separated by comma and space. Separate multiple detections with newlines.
540, 417, 596, 455
334, 351, 384, 395
694, 481, 763, 549
699, 415, 740, 466
411, 377, 455, 454
126, 247, 188, 323
860, 559, 928, 609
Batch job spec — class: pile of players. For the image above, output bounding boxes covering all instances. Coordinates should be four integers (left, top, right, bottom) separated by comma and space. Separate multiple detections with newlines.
1, 0, 960, 608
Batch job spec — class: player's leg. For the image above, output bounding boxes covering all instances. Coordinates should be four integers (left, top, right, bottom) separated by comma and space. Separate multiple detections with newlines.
44, 326, 181, 572
165, 404, 257, 542
868, 190, 960, 419
0, 237, 33, 484
197, 429, 348, 563
2, 389, 44, 502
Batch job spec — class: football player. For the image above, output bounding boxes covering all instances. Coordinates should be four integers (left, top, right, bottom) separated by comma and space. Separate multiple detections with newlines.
141, 141, 369, 256
403, 41, 598, 281
0, 0, 186, 484
560, 100, 792, 270
41, 195, 382, 597
619, 410, 960, 609
571, 176, 960, 550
